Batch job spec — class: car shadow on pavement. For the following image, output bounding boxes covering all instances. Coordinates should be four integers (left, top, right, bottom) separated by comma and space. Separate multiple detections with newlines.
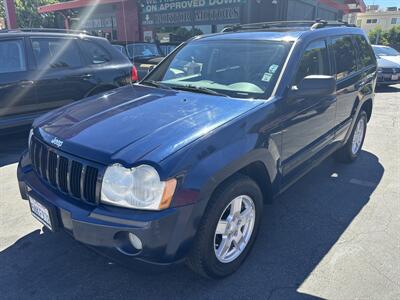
0, 151, 383, 299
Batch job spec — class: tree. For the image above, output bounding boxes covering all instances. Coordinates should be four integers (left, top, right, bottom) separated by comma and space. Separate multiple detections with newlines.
0, 1, 5, 25
368, 26, 389, 46
386, 25, 400, 51
14, 0, 58, 28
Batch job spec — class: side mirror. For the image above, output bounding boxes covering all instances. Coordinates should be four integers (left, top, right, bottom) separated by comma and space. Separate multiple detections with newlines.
290, 75, 336, 98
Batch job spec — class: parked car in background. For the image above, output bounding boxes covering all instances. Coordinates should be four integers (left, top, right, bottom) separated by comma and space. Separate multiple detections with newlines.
159, 42, 180, 56
18, 21, 376, 278
0, 29, 133, 131
113, 42, 165, 79
372, 45, 400, 86
112, 44, 128, 57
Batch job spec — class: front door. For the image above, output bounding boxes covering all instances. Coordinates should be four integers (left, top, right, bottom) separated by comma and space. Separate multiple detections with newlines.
281, 39, 336, 178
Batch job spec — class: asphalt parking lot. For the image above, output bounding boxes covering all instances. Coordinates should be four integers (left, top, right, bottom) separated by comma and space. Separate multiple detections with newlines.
0, 85, 399, 300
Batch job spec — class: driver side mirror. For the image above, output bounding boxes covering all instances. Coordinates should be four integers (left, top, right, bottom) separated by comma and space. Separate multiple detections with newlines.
290, 75, 336, 99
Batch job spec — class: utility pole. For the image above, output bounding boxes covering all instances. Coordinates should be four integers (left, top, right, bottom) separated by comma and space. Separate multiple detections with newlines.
3, 0, 17, 29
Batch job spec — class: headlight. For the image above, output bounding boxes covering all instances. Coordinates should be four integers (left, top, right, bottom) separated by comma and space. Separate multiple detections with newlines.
101, 164, 177, 210
28, 129, 33, 147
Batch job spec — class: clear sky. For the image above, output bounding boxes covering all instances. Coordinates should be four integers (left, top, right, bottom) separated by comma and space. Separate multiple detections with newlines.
364, 0, 400, 9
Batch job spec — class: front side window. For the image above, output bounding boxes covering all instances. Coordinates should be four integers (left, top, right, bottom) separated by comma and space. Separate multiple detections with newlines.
81, 40, 111, 64
31, 38, 83, 69
332, 36, 357, 80
0, 39, 26, 74
294, 39, 329, 85
126, 43, 161, 59
145, 40, 292, 99
354, 36, 375, 67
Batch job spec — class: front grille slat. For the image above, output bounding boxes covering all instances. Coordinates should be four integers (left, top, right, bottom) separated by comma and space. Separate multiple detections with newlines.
30, 137, 100, 205
70, 161, 83, 199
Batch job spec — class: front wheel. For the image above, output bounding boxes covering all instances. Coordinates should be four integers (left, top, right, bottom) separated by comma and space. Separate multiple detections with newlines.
186, 174, 263, 278
335, 110, 368, 163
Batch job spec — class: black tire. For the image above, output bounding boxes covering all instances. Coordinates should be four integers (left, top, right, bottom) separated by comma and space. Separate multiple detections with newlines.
334, 110, 368, 163
186, 174, 263, 278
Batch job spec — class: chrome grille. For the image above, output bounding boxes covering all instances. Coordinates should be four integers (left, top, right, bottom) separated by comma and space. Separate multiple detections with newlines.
30, 136, 101, 205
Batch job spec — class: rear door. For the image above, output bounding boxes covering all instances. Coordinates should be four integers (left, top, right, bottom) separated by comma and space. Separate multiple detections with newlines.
0, 37, 37, 127
30, 36, 95, 113
329, 36, 360, 135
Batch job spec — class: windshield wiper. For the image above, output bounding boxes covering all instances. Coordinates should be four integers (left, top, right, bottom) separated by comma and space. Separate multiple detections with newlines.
140, 80, 172, 90
170, 85, 228, 97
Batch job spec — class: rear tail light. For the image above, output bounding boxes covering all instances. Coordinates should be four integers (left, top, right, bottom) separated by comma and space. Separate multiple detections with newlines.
131, 65, 138, 82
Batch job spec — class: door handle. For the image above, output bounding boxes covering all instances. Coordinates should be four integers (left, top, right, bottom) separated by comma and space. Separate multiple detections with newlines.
20, 80, 34, 86
81, 74, 93, 79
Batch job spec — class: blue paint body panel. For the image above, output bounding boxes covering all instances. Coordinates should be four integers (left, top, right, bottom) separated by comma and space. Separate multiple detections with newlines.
18, 25, 377, 264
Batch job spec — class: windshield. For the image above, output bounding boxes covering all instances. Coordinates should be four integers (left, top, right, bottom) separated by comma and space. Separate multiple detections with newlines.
373, 46, 400, 57
145, 40, 292, 99
126, 43, 161, 59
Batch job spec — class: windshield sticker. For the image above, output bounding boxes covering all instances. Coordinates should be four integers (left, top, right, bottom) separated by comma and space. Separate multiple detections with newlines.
269, 64, 279, 73
262, 72, 273, 82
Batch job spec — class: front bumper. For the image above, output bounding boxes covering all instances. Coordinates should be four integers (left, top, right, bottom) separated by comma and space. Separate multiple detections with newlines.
17, 152, 202, 265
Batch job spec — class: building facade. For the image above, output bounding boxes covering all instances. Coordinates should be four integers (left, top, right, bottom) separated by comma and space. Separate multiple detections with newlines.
38, 0, 363, 42
346, 6, 400, 33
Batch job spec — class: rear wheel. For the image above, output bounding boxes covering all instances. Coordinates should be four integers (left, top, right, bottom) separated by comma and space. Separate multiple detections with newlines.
186, 174, 263, 278
335, 110, 368, 163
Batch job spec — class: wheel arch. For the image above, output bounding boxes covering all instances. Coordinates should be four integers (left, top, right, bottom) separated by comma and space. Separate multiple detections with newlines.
361, 98, 373, 122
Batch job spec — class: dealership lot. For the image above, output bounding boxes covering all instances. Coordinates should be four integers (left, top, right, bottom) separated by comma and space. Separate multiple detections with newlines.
0, 85, 399, 299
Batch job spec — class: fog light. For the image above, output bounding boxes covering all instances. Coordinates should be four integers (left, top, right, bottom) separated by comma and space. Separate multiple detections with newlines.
128, 233, 143, 250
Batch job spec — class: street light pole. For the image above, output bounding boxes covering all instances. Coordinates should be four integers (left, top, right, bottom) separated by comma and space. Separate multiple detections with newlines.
3, 0, 17, 29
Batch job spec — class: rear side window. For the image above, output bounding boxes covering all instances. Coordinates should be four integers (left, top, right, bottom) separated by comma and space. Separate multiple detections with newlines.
295, 39, 330, 85
80, 40, 111, 64
0, 39, 26, 73
354, 35, 375, 68
331, 36, 357, 80
31, 38, 83, 69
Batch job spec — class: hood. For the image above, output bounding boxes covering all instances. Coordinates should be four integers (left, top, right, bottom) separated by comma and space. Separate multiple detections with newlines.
378, 55, 400, 65
377, 57, 400, 68
34, 85, 262, 165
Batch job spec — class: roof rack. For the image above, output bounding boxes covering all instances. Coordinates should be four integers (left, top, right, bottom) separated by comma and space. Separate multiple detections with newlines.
221, 19, 356, 32
0, 28, 90, 35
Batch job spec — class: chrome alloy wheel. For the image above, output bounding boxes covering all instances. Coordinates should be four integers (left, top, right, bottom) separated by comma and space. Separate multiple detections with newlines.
214, 195, 256, 263
352, 117, 365, 155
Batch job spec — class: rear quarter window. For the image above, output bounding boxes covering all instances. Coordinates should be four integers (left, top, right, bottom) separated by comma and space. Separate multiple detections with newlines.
80, 40, 111, 64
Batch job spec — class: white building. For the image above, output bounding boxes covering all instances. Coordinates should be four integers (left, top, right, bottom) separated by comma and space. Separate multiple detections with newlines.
349, 7, 400, 33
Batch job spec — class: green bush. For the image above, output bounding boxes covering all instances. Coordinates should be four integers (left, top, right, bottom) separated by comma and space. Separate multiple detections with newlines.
368, 25, 400, 51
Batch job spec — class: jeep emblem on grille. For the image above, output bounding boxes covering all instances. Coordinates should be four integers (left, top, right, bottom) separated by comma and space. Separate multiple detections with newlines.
51, 137, 63, 148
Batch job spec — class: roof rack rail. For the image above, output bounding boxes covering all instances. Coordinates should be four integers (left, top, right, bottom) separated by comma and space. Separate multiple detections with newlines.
221, 19, 355, 32
0, 28, 90, 35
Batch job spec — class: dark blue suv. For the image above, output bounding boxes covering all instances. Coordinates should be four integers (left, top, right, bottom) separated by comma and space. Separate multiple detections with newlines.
17, 21, 377, 278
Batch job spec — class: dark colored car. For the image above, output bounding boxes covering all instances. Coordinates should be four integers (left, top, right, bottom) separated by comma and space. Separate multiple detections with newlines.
113, 42, 165, 79
18, 21, 376, 278
372, 45, 400, 85
0, 29, 133, 131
